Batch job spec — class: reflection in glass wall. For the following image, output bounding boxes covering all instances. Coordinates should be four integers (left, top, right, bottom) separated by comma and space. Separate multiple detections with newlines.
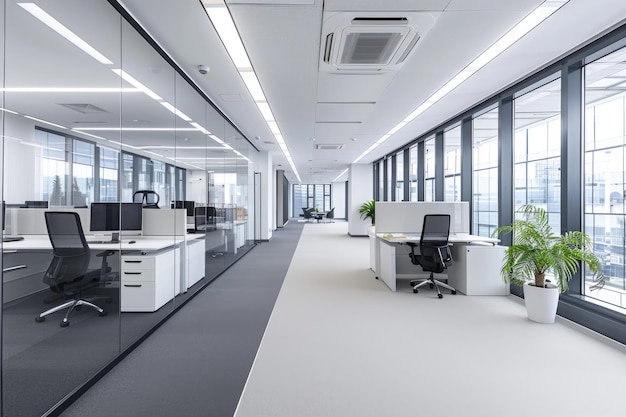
444, 126, 461, 202
409, 144, 418, 201
424, 136, 435, 201
472, 107, 499, 237
395, 151, 404, 201
1, 0, 255, 415
2, 2, 123, 415
584, 46, 626, 309
514, 78, 561, 233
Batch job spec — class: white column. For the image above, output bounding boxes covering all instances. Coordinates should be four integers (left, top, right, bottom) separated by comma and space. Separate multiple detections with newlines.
348, 163, 373, 236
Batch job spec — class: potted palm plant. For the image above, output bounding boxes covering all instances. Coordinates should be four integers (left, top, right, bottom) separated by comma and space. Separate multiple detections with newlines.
493, 205, 605, 323
358, 200, 375, 226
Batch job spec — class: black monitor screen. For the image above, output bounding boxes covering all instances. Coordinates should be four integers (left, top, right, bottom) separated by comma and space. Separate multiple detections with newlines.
172, 200, 195, 217
25, 200, 48, 208
184, 201, 195, 217
90, 203, 143, 231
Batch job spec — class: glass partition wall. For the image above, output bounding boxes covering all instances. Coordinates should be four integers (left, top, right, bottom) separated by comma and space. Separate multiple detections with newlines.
0, 1, 256, 415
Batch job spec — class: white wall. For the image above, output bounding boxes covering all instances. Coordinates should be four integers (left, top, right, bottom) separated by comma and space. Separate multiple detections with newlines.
250, 150, 273, 240
348, 164, 373, 236
3, 114, 41, 204
186, 170, 207, 205
332, 181, 346, 219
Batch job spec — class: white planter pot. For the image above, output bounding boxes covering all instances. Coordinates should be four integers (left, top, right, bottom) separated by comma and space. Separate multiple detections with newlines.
523, 282, 559, 323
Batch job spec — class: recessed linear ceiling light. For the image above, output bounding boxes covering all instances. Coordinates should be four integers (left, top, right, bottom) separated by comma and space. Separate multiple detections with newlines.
18, 2, 249, 169
353, 0, 570, 163
23, 115, 66, 130
333, 168, 349, 182
0, 107, 18, 115
0, 87, 137, 93
18, 3, 113, 65
204, 0, 301, 182
74, 127, 199, 132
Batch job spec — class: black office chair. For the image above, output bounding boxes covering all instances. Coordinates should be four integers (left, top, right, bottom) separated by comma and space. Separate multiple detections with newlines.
302, 208, 314, 222
133, 190, 160, 208
36, 212, 113, 327
407, 214, 456, 299
324, 207, 335, 223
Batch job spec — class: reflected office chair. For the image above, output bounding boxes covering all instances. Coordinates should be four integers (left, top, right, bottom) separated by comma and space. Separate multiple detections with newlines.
133, 190, 160, 208
302, 208, 314, 222
324, 207, 335, 223
407, 214, 456, 299
36, 212, 112, 327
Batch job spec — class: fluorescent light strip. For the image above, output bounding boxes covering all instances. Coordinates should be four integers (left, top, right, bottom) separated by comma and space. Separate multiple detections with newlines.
112, 69, 162, 101
333, 168, 349, 182
191, 122, 211, 135
18, 3, 113, 65
108, 140, 139, 149
23, 115, 67, 130
240, 71, 265, 101
353, 0, 569, 164
204, 5, 251, 69
209, 134, 225, 145
71, 130, 106, 141
205, 1, 300, 182
135, 146, 227, 150
160, 101, 192, 122
0, 87, 137, 93
74, 127, 198, 132
256, 102, 275, 121
0, 107, 18, 115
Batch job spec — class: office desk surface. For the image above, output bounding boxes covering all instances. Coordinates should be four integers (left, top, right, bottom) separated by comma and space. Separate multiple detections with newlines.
1, 235, 202, 251
376, 232, 499, 245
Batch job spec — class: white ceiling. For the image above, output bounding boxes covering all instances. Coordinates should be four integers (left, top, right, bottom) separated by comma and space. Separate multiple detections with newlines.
5, 0, 626, 184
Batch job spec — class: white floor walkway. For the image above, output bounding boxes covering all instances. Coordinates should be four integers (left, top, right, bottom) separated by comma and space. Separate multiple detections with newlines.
235, 221, 626, 417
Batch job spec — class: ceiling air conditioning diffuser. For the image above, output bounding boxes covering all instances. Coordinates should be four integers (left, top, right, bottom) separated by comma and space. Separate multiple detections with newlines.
321, 12, 437, 72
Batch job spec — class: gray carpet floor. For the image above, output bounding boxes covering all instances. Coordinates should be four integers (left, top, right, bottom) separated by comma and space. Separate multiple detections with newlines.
59, 221, 304, 417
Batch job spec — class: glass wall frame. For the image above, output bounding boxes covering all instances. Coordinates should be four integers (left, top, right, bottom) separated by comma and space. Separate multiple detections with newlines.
0, 1, 257, 416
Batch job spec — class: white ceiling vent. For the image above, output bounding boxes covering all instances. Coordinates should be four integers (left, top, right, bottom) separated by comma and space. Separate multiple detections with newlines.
315, 143, 344, 150
321, 12, 437, 72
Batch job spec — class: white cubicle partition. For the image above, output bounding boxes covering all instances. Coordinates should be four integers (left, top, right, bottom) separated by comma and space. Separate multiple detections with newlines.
12, 207, 90, 235
375, 202, 469, 234
142, 208, 186, 236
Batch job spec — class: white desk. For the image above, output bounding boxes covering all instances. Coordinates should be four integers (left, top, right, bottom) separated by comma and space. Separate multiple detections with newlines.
2, 235, 205, 311
374, 233, 508, 295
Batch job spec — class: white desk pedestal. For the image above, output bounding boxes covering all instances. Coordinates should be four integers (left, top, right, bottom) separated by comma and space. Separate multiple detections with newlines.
447, 245, 509, 295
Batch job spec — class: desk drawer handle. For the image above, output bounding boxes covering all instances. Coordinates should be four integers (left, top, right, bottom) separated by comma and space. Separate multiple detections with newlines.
124, 260, 143, 264
124, 284, 142, 288
3, 265, 27, 273
124, 272, 142, 275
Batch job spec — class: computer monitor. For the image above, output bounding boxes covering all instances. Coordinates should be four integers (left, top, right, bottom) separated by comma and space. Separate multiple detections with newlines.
171, 200, 195, 217
194, 206, 217, 231
24, 200, 48, 208
90, 202, 143, 233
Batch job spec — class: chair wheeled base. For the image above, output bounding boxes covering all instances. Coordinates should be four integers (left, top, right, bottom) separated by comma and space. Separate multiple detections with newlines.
410, 272, 457, 299
36, 297, 109, 327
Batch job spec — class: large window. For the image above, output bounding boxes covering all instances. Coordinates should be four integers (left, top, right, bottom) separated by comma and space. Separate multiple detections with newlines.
514, 78, 561, 234
395, 151, 404, 201
444, 126, 461, 202
584, 46, 626, 309
292, 184, 331, 216
424, 136, 435, 202
472, 108, 499, 237
409, 144, 418, 201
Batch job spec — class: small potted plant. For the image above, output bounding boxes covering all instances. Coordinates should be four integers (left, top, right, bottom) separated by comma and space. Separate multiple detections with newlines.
493, 205, 605, 323
358, 200, 375, 226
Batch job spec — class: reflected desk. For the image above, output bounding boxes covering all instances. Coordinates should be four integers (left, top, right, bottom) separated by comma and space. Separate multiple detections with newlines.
2, 234, 206, 311
375, 233, 508, 295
